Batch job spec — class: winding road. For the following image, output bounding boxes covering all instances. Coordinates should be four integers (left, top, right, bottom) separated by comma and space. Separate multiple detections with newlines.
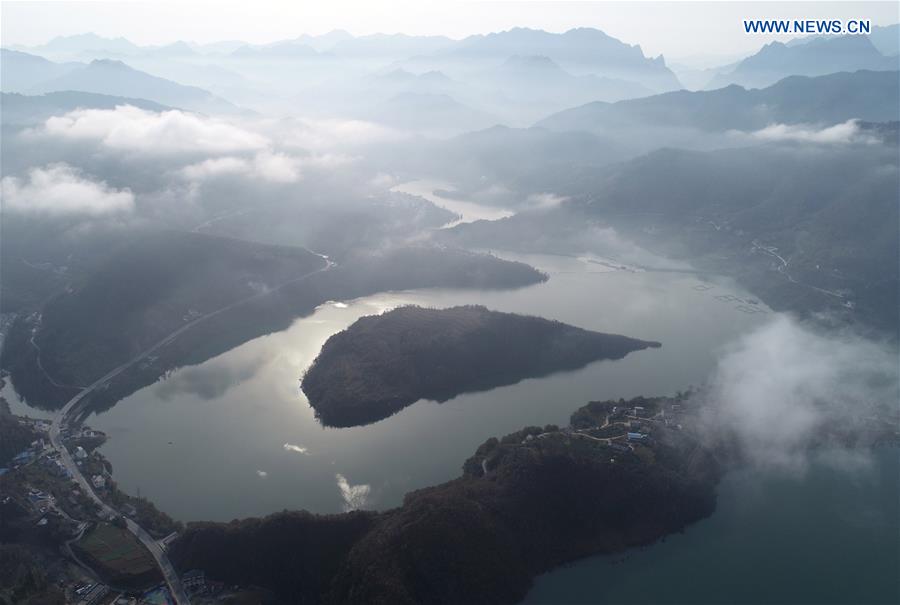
47, 254, 334, 605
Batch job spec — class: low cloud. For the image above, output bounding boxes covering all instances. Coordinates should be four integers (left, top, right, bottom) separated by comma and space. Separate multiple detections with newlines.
181, 151, 300, 183
749, 120, 873, 145
369, 172, 398, 189
278, 117, 404, 150
155, 356, 266, 401
702, 315, 898, 472
336, 473, 371, 511
256, 470, 268, 478
180, 151, 353, 183
1, 163, 134, 215
38, 105, 268, 154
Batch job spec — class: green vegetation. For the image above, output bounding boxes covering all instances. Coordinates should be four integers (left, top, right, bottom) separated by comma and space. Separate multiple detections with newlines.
0, 394, 38, 467
171, 511, 378, 604
73, 522, 161, 587
76, 246, 547, 418
2, 238, 547, 411
0, 545, 65, 605
441, 140, 899, 336
24, 230, 324, 383
1, 229, 326, 408
106, 488, 182, 539
171, 396, 717, 604
302, 305, 660, 426
571, 395, 663, 429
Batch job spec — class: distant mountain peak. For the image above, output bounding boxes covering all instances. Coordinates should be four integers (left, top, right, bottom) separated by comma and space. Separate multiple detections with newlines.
562, 27, 616, 41
710, 35, 893, 89
420, 70, 450, 81
500, 55, 568, 78
41, 32, 139, 54
449, 27, 680, 91
88, 58, 131, 69
504, 54, 559, 67
23, 54, 244, 114
48, 32, 133, 45
376, 68, 450, 83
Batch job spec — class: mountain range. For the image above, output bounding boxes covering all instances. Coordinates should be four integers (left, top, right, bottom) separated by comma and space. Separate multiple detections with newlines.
708, 35, 897, 89
538, 69, 900, 134
1, 51, 243, 114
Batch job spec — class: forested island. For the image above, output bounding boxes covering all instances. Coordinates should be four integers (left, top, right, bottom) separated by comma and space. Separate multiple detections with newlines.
1, 238, 547, 412
302, 305, 661, 426
170, 395, 719, 604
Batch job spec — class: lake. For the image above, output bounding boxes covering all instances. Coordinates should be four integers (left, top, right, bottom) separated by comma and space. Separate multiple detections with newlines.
525, 446, 900, 605
80, 250, 768, 521
6, 240, 895, 605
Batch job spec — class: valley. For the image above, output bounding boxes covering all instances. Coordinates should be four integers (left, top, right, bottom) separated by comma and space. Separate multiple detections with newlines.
1, 11, 898, 605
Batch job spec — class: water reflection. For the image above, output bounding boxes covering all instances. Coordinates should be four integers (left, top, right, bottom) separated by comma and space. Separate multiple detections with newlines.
76, 252, 768, 521
283, 443, 309, 455
336, 473, 371, 512
525, 447, 899, 605
155, 354, 270, 401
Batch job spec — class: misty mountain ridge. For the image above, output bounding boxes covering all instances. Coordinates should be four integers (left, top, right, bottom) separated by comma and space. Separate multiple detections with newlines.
491, 54, 654, 102
0, 91, 170, 126
329, 32, 456, 58
445, 27, 679, 90
365, 91, 500, 133
501, 54, 568, 75
538, 69, 900, 136
9, 26, 681, 92
0, 26, 724, 124
24, 57, 245, 114
24, 32, 140, 57
438, 139, 898, 333
708, 35, 897, 89
230, 41, 320, 59
867, 23, 900, 57
374, 68, 452, 83
0, 48, 84, 92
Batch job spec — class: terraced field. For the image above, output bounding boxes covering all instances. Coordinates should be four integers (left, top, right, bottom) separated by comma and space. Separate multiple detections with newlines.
76, 522, 158, 581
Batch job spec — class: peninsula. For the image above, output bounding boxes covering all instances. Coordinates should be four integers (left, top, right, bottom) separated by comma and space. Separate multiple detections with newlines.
301, 305, 661, 426
170, 395, 719, 604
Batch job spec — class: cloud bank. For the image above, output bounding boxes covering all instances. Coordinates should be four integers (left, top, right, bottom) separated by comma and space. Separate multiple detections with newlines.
750, 119, 873, 145
278, 117, 403, 150
39, 105, 268, 154
1, 163, 134, 215
704, 315, 898, 472
181, 151, 302, 183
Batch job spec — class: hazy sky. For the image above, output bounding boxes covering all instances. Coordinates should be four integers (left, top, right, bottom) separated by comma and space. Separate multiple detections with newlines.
2, 1, 898, 62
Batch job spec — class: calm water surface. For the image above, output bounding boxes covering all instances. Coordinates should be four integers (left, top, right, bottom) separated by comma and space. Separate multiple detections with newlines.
525, 446, 900, 605
80, 251, 769, 521
7, 246, 895, 604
